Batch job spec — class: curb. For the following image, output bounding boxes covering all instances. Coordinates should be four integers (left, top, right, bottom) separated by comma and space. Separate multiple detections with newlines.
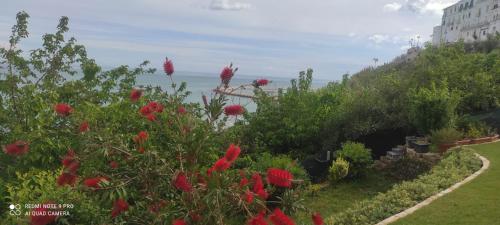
375, 141, 496, 225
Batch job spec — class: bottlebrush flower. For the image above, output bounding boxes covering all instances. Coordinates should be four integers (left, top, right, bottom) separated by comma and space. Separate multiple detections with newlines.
111, 199, 129, 218
224, 105, 245, 116
224, 144, 241, 162
137, 146, 145, 154
110, 161, 119, 169
213, 158, 231, 172
133, 131, 149, 144
30, 202, 57, 225
256, 189, 269, 200
84, 177, 109, 189
54, 103, 73, 117
79, 121, 89, 133
61, 149, 76, 167
220, 66, 234, 85
255, 79, 269, 87
177, 106, 187, 115
146, 113, 157, 122
248, 211, 268, 225
130, 89, 143, 102
172, 219, 186, 225
139, 105, 154, 116
65, 161, 80, 174
269, 208, 295, 225
3, 140, 29, 156
57, 172, 77, 186
164, 57, 174, 76
147, 101, 164, 113
240, 177, 249, 188
312, 213, 324, 225
251, 173, 264, 194
267, 168, 293, 188
173, 172, 192, 192
244, 189, 254, 204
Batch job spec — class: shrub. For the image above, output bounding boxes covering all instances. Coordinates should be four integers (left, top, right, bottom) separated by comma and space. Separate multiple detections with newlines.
430, 127, 463, 145
327, 148, 482, 225
329, 157, 349, 183
249, 152, 308, 182
385, 156, 432, 180
337, 142, 373, 178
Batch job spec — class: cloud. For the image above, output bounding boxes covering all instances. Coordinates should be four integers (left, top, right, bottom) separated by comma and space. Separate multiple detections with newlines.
368, 34, 390, 44
404, 0, 455, 15
209, 0, 252, 11
383, 2, 402, 12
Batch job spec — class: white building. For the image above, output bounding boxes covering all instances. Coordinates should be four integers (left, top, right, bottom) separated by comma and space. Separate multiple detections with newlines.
432, 0, 500, 45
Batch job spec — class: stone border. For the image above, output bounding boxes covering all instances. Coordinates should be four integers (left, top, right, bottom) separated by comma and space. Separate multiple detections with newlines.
375, 142, 495, 225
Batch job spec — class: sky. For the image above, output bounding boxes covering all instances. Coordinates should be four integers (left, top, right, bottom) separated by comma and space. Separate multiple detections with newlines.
0, 0, 457, 80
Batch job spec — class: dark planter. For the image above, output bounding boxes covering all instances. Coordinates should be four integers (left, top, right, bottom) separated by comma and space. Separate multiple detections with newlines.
405, 136, 417, 147
413, 142, 430, 153
438, 143, 457, 153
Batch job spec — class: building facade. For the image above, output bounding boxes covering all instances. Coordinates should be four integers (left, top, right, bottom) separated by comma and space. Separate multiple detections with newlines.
432, 0, 500, 45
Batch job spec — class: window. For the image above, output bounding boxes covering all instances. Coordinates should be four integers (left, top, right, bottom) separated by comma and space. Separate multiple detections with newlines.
494, 4, 499, 9
483, 30, 486, 35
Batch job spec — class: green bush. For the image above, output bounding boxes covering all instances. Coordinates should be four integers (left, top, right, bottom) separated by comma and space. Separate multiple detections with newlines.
329, 157, 349, 183
337, 142, 373, 178
249, 152, 308, 182
327, 148, 481, 225
430, 127, 463, 145
385, 156, 432, 180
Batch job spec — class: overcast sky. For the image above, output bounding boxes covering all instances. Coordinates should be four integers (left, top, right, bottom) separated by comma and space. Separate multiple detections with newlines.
0, 0, 456, 80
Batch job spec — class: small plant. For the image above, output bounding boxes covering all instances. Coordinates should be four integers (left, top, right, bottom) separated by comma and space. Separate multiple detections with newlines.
329, 157, 349, 183
430, 127, 462, 145
337, 142, 373, 178
385, 156, 432, 180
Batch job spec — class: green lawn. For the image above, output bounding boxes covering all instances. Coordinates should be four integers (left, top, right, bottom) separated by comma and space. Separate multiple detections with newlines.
393, 141, 500, 225
296, 171, 397, 224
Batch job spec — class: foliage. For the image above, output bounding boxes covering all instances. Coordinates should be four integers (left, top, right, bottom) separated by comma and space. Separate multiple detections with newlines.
430, 127, 463, 145
337, 142, 373, 178
248, 152, 308, 182
385, 156, 432, 180
329, 157, 349, 183
327, 148, 482, 225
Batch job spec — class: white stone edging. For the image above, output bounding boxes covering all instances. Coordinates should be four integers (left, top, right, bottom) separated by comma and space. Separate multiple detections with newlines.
376, 144, 493, 225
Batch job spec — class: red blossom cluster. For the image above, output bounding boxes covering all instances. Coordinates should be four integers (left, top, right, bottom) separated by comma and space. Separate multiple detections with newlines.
269, 208, 295, 225
177, 106, 187, 115
3, 140, 29, 156
54, 103, 73, 117
312, 212, 324, 225
79, 121, 90, 133
30, 202, 58, 225
224, 104, 245, 116
83, 177, 109, 189
130, 88, 143, 102
220, 66, 234, 86
207, 144, 242, 174
255, 79, 269, 87
173, 172, 192, 192
164, 57, 175, 76
267, 168, 294, 188
57, 149, 79, 186
133, 131, 149, 153
139, 101, 164, 121
111, 199, 129, 218
172, 219, 186, 225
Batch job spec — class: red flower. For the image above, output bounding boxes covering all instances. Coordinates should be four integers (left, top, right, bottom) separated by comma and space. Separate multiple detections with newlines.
220, 66, 234, 85
110, 161, 119, 169
133, 131, 149, 144
130, 89, 143, 102
65, 161, 80, 174
177, 106, 187, 115
139, 105, 154, 116
172, 219, 186, 225
54, 103, 73, 117
79, 121, 89, 133
252, 173, 264, 194
213, 158, 231, 171
256, 189, 269, 200
111, 199, 129, 218
3, 140, 29, 156
248, 211, 268, 225
173, 172, 192, 192
224, 144, 241, 162
57, 172, 77, 186
84, 177, 109, 189
30, 202, 57, 225
164, 58, 174, 76
267, 168, 293, 188
224, 105, 245, 116
137, 146, 145, 154
240, 177, 249, 188
147, 101, 163, 113
256, 79, 269, 86
312, 213, 324, 225
146, 113, 157, 122
244, 189, 254, 204
61, 149, 76, 167
269, 208, 295, 225
207, 167, 215, 176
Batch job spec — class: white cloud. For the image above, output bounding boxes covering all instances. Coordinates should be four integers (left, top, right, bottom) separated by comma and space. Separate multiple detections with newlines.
209, 0, 252, 11
383, 2, 402, 12
369, 34, 390, 44
404, 0, 456, 15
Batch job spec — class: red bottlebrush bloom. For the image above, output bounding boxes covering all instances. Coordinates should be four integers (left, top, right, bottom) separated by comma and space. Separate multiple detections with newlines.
172, 219, 186, 225
110, 161, 119, 169
240, 177, 249, 188
147, 101, 163, 113
130, 89, 143, 102
61, 149, 76, 167
57, 172, 77, 186
256, 79, 269, 86
267, 168, 293, 188
65, 161, 80, 174
111, 199, 129, 218
3, 140, 29, 156
133, 131, 149, 144
137, 146, 145, 154
30, 202, 57, 225
139, 105, 154, 116
83, 177, 109, 189
164, 58, 174, 76
224, 144, 241, 162
244, 189, 254, 204
54, 103, 73, 117
177, 106, 187, 115
269, 208, 295, 225
146, 113, 157, 122
173, 172, 192, 192
79, 121, 90, 133
224, 104, 245, 116
220, 66, 234, 85
251, 173, 264, 193
312, 213, 324, 225
248, 211, 268, 225
256, 188, 269, 200
207, 167, 215, 176
213, 158, 231, 172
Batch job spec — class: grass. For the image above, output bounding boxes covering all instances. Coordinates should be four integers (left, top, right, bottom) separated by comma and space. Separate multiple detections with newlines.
393, 141, 500, 225
295, 170, 397, 224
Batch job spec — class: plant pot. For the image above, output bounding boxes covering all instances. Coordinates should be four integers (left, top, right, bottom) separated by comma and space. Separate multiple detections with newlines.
413, 142, 430, 153
438, 143, 457, 153
457, 139, 471, 145
406, 136, 417, 147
